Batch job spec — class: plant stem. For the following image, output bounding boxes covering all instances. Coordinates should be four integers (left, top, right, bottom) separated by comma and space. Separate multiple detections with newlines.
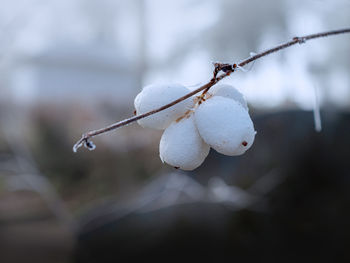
73, 27, 350, 152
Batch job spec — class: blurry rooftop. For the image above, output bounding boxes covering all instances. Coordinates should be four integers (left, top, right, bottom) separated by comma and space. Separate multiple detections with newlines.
9, 43, 141, 105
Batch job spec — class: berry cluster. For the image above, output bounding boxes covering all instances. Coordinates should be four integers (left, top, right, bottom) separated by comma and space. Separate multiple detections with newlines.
134, 83, 256, 170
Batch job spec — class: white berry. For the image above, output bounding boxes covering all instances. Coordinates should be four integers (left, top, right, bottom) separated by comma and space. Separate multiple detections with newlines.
159, 114, 210, 170
134, 83, 194, 129
208, 84, 248, 111
195, 96, 255, 156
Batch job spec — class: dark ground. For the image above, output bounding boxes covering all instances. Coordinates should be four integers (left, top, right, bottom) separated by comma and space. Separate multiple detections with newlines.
0, 110, 349, 263
75, 110, 350, 263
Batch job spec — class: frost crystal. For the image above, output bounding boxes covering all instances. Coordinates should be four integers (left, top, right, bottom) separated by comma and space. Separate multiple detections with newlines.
313, 85, 322, 132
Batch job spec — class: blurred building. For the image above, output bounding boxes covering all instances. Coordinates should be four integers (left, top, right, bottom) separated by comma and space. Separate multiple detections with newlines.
9, 43, 140, 106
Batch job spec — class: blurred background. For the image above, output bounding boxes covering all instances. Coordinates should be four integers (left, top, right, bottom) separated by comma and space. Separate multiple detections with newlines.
0, 0, 349, 262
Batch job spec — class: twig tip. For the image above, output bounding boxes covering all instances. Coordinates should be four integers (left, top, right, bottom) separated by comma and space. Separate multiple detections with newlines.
72, 135, 96, 153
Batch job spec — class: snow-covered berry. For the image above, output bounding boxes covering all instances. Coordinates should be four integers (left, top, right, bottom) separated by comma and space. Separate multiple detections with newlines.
195, 96, 255, 156
134, 83, 194, 129
159, 114, 210, 170
208, 84, 248, 111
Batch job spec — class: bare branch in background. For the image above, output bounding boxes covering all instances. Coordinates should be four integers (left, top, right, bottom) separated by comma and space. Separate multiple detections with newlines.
73, 28, 350, 152
0, 113, 75, 230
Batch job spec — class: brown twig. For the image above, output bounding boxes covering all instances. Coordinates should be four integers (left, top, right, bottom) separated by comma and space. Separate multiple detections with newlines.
73, 28, 350, 152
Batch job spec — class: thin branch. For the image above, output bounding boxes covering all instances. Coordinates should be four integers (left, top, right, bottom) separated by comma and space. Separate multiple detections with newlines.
73, 27, 350, 152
